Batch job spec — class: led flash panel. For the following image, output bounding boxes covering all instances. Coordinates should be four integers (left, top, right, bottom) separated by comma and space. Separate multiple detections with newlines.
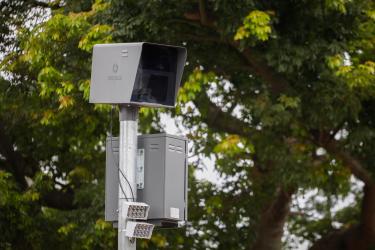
125, 221, 154, 239
125, 202, 150, 220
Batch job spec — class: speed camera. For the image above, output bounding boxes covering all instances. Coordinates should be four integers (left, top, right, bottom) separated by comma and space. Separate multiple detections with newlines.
89, 42, 187, 107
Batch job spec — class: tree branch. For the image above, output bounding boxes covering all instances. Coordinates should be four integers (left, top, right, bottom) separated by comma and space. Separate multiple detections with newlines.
41, 189, 76, 210
231, 44, 289, 96
0, 120, 77, 210
193, 91, 255, 138
361, 184, 375, 242
308, 140, 375, 249
28, 0, 62, 10
310, 185, 375, 249
0, 121, 30, 189
325, 141, 373, 185
309, 128, 373, 184
198, 0, 208, 25
183, 9, 290, 97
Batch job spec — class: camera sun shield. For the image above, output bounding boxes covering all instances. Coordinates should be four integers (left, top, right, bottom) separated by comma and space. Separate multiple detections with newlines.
89, 42, 186, 108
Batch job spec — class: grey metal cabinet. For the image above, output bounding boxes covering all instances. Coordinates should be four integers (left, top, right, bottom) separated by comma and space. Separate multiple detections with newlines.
105, 134, 188, 228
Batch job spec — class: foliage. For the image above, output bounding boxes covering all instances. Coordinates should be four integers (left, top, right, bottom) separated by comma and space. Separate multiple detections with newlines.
0, 0, 374, 249
234, 10, 274, 42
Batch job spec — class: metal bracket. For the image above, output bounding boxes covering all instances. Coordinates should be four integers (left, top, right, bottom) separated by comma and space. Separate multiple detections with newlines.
136, 148, 145, 189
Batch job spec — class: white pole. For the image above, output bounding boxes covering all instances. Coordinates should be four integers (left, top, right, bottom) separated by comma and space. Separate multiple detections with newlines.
118, 105, 138, 250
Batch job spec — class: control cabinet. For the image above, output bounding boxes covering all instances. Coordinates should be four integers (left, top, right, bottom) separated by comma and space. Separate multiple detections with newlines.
105, 134, 188, 228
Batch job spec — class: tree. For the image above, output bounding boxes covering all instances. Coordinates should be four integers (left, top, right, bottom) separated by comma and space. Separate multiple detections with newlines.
0, 0, 116, 249
1, 0, 374, 249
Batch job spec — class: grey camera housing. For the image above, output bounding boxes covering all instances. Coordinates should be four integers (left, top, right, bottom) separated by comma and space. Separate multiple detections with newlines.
105, 134, 188, 228
89, 43, 187, 107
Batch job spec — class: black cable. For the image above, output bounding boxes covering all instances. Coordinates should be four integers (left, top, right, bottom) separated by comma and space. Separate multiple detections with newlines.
109, 105, 135, 201
119, 178, 127, 199
119, 169, 135, 201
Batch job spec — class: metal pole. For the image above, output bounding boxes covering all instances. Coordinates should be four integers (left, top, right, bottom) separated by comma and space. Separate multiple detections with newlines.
118, 105, 138, 250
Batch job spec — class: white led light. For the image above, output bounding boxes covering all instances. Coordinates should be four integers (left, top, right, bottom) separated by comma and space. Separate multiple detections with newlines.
124, 202, 150, 220
125, 221, 155, 239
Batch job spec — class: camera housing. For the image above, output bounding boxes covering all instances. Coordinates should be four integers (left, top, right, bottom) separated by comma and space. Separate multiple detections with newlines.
89, 42, 187, 107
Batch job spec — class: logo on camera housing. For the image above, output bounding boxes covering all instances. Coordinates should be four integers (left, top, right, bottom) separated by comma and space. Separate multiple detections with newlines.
108, 63, 121, 81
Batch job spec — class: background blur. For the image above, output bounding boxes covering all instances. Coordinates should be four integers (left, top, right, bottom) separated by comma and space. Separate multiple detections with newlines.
0, 0, 375, 249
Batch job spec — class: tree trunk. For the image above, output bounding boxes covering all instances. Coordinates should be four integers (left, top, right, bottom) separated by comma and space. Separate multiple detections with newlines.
310, 183, 375, 250
251, 187, 293, 250
311, 142, 375, 249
